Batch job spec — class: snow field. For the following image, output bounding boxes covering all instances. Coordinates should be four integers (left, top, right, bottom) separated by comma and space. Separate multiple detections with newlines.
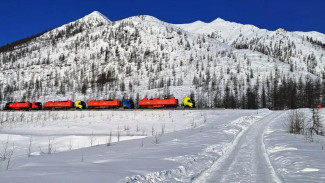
193, 111, 283, 183
0, 109, 269, 182
264, 109, 325, 183
0, 110, 206, 166
1, 108, 324, 182
124, 109, 270, 182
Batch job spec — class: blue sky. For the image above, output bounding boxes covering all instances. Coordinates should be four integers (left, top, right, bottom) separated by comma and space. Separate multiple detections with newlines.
0, 0, 324, 46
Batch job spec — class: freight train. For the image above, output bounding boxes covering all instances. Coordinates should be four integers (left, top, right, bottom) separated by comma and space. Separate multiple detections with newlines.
3, 97, 195, 110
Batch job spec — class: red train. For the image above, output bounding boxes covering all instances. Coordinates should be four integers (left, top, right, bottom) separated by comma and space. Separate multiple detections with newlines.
88, 99, 121, 109
139, 97, 178, 108
44, 100, 74, 110
3, 97, 194, 110
4, 101, 42, 110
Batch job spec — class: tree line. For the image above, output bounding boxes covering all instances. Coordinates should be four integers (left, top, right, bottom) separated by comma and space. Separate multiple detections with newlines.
192, 76, 324, 110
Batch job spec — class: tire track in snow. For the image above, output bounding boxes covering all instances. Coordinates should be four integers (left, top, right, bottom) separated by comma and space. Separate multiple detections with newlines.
193, 111, 284, 183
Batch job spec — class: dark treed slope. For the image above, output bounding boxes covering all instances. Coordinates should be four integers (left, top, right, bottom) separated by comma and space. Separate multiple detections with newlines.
0, 29, 52, 53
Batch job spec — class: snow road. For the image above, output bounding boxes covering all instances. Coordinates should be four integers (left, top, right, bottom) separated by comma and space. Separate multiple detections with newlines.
194, 111, 284, 183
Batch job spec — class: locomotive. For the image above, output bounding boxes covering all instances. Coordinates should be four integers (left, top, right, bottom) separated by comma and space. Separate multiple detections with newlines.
4, 101, 42, 110
3, 97, 195, 110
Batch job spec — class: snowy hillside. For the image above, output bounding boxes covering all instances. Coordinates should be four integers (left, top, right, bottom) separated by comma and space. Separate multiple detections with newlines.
0, 11, 324, 109
177, 18, 325, 76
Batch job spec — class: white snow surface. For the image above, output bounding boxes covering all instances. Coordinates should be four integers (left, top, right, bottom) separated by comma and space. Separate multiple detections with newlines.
0, 109, 270, 182
192, 111, 284, 183
0, 109, 325, 182
264, 109, 325, 183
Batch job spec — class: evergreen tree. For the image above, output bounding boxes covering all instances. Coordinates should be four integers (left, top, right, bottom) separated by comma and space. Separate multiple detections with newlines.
261, 84, 266, 108
223, 83, 231, 108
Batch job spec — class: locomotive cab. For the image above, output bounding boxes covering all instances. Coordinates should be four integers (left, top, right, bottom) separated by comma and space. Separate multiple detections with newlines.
32, 102, 42, 110
184, 97, 195, 108
4, 102, 10, 110
123, 99, 134, 109
75, 100, 86, 109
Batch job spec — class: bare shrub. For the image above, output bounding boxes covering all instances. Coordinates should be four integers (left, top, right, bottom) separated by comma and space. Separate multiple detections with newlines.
136, 122, 140, 133
117, 126, 121, 142
0, 136, 15, 170
190, 119, 197, 129
27, 136, 33, 157
19, 113, 25, 122
203, 113, 207, 123
153, 133, 160, 144
285, 109, 306, 134
89, 132, 96, 147
107, 131, 112, 146
47, 137, 56, 154
151, 126, 155, 136
124, 125, 131, 136
1, 136, 10, 161
6, 143, 14, 170
310, 108, 324, 135
124, 125, 130, 131
68, 139, 73, 150
161, 124, 165, 135
0, 112, 4, 126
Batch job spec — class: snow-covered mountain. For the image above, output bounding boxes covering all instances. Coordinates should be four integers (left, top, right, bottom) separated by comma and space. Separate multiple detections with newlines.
177, 18, 325, 76
0, 11, 324, 108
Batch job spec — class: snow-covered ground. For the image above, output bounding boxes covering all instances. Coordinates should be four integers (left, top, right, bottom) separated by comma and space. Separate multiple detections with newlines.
0, 109, 324, 183
0, 110, 207, 158
264, 109, 325, 183
193, 111, 284, 183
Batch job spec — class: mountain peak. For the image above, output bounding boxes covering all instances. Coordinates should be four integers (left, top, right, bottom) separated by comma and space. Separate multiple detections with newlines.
81, 11, 112, 25
276, 28, 287, 32
125, 15, 162, 23
89, 11, 102, 16
211, 17, 227, 23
